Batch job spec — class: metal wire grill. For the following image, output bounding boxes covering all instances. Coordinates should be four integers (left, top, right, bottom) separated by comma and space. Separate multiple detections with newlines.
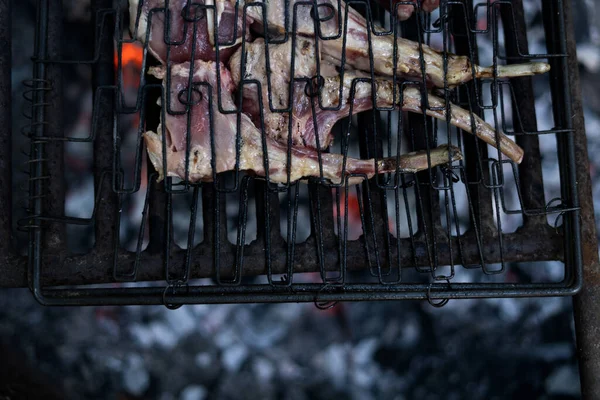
21, 0, 582, 306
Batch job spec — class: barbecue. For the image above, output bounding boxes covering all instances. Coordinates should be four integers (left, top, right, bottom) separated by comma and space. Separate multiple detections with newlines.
2, 0, 600, 395
9, 0, 586, 305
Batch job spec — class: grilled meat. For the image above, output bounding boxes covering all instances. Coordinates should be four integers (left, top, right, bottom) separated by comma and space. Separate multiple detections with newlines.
230, 39, 524, 163
228, 37, 335, 149
128, 0, 251, 64
130, 0, 548, 89
245, 0, 550, 88
143, 61, 462, 184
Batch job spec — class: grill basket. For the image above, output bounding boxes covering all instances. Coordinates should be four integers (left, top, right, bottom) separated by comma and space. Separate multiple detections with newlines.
13, 0, 587, 306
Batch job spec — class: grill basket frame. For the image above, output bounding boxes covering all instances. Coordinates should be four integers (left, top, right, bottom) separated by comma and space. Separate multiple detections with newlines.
19, 0, 584, 306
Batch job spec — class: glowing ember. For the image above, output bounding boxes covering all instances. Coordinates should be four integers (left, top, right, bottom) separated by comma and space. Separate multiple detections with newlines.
333, 189, 363, 240
114, 42, 143, 69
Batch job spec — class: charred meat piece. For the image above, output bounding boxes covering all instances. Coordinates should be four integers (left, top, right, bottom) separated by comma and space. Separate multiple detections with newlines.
230, 40, 523, 163
128, 0, 251, 64
143, 61, 462, 184
245, 0, 550, 88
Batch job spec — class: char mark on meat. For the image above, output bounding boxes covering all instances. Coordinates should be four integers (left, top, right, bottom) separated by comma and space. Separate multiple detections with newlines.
143, 61, 462, 185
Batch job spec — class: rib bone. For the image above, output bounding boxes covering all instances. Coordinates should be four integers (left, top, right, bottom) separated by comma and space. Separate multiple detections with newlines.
230, 39, 524, 163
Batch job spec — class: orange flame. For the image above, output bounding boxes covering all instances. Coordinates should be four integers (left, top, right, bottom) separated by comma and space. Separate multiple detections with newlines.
114, 42, 143, 69
334, 190, 361, 221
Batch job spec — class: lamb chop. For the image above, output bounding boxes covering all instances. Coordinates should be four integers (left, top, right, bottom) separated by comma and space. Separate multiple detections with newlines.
244, 0, 550, 88
229, 39, 524, 163
228, 37, 331, 148
128, 0, 251, 64
143, 60, 462, 185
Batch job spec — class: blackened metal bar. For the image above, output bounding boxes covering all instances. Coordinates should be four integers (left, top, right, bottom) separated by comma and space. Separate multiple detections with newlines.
182, 185, 201, 281
354, 1, 390, 277
202, 182, 229, 282
499, 0, 546, 227
42, 0, 66, 252
0, 0, 26, 287
282, 183, 300, 285
317, 182, 336, 255
542, 0, 579, 288
358, 114, 392, 277
92, 0, 118, 254
408, 115, 438, 274
0, 0, 13, 253
29, 230, 565, 287
252, 181, 285, 282
308, 181, 338, 281
30, 0, 49, 297
308, 121, 344, 281
451, 1, 495, 237
201, 184, 229, 247
232, 177, 250, 284
34, 278, 585, 306
145, 70, 167, 254
403, 16, 439, 274
163, 182, 185, 282
556, 0, 599, 397
147, 179, 167, 253
255, 181, 283, 246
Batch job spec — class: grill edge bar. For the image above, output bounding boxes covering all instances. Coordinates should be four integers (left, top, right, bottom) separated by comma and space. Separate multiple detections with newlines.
41, 0, 67, 253
21, 230, 564, 287
0, 0, 27, 288
558, 0, 600, 395
93, 0, 119, 255
24, 0, 584, 305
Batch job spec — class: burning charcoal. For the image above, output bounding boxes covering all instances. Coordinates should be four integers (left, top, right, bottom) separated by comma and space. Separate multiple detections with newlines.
544, 365, 581, 397
245, 0, 550, 88
353, 338, 378, 365
143, 61, 462, 184
313, 343, 351, 388
221, 343, 249, 372
122, 353, 150, 397
282, 385, 310, 400
215, 371, 277, 399
195, 352, 214, 368
252, 357, 276, 383
179, 385, 208, 400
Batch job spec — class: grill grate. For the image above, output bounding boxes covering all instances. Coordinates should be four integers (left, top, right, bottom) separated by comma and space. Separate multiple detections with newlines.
16, 0, 583, 306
